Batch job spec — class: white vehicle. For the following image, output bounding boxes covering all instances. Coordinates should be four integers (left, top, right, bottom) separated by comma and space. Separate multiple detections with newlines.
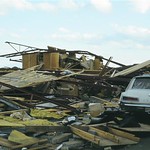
119, 74, 150, 114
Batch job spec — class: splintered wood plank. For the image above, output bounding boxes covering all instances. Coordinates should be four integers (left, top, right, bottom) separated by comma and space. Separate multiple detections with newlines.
0, 109, 28, 115
71, 125, 139, 147
113, 60, 150, 77
70, 126, 117, 147
91, 126, 139, 145
109, 123, 150, 132
26, 125, 70, 132
108, 126, 140, 142
0, 137, 18, 148
70, 126, 100, 145
4, 96, 25, 101
28, 143, 52, 150
90, 96, 108, 104
11, 139, 48, 150
89, 126, 120, 143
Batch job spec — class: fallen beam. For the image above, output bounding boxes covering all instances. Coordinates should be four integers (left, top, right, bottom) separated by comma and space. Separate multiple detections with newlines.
112, 60, 150, 77
0, 81, 80, 113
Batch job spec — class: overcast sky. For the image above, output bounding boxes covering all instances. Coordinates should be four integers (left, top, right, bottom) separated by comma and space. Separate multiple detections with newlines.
0, 0, 150, 68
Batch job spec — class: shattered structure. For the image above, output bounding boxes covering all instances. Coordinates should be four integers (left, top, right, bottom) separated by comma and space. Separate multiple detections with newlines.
0, 41, 149, 149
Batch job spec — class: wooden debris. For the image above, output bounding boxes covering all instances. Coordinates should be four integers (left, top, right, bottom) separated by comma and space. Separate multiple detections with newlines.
108, 123, 150, 133
0, 109, 28, 115
90, 96, 119, 108
0, 47, 149, 150
0, 137, 18, 148
70, 125, 140, 147
11, 139, 48, 150
0, 130, 48, 150
90, 96, 110, 104
89, 126, 120, 143
0, 65, 83, 89
61, 139, 84, 150
28, 143, 53, 150
107, 126, 140, 142
112, 60, 150, 77
26, 125, 70, 133
51, 133, 72, 144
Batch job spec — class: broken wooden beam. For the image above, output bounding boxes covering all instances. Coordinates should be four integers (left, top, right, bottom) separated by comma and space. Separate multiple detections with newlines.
0, 81, 80, 113
89, 126, 120, 143
70, 125, 140, 147
107, 126, 140, 142
112, 60, 150, 77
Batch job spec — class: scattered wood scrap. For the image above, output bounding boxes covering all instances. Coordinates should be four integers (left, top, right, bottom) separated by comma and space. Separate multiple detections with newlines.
70, 125, 140, 147
0, 55, 149, 150
0, 65, 83, 89
0, 130, 48, 150
108, 122, 150, 133
112, 60, 150, 77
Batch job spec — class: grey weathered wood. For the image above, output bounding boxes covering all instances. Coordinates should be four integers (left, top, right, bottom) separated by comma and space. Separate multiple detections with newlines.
112, 60, 150, 77
0, 65, 83, 89
51, 133, 72, 144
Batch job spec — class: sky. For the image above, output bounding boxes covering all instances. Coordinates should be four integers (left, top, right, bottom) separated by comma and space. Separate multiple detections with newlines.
0, 0, 150, 68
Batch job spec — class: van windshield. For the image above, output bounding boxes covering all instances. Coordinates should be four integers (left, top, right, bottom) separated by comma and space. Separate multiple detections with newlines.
132, 78, 150, 89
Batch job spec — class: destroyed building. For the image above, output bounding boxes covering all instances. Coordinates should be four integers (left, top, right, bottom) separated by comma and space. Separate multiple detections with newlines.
0, 41, 149, 150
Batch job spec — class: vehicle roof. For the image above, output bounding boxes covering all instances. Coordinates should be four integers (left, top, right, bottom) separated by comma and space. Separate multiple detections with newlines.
134, 74, 150, 78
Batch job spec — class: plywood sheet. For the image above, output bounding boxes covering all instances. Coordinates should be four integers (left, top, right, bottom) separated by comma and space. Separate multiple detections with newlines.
113, 60, 150, 77
0, 65, 83, 89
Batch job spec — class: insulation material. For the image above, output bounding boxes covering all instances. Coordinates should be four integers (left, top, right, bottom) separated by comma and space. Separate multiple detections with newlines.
30, 109, 68, 119
8, 130, 38, 144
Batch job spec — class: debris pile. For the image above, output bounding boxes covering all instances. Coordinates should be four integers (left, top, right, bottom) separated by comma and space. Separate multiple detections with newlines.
0, 43, 150, 149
